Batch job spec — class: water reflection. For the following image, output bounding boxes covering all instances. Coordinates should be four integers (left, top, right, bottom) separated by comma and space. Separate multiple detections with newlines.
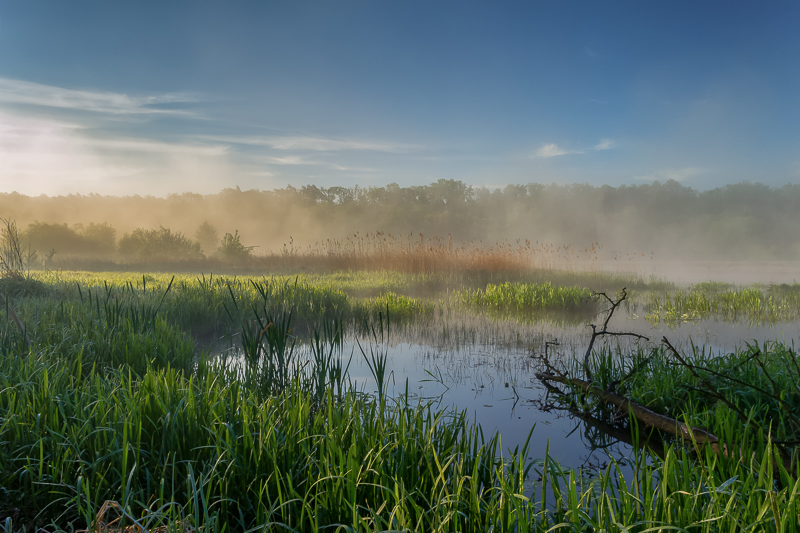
213, 305, 800, 472
346, 307, 800, 470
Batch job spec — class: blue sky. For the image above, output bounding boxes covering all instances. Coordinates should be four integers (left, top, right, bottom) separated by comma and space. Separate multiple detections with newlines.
0, 1, 797, 196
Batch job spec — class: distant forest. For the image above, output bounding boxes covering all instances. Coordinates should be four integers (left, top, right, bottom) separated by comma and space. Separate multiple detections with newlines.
2, 179, 799, 263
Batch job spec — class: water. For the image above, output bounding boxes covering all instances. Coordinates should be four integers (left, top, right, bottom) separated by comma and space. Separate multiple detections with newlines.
215, 305, 800, 473
345, 308, 800, 470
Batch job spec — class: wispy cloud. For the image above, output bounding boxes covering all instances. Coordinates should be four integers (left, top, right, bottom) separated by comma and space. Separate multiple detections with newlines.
635, 167, 705, 183
593, 139, 616, 151
88, 137, 228, 156
532, 139, 616, 158
330, 164, 379, 172
0, 111, 234, 196
532, 143, 581, 158
258, 155, 378, 172
264, 155, 316, 165
201, 134, 417, 153
0, 77, 198, 116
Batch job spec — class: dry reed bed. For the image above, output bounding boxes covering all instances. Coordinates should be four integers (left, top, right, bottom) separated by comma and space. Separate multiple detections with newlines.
273, 233, 605, 273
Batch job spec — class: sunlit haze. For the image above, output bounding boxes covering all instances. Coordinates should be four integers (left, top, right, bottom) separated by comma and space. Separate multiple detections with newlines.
0, 1, 797, 196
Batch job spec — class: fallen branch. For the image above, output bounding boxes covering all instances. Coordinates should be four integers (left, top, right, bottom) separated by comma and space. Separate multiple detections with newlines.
535, 370, 720, 447
537, 288, 711, 450
536, 373, 667, 459
535, 369, 800, 481
535, 285, 798, 480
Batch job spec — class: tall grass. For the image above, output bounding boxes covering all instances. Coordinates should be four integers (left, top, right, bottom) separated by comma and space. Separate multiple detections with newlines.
603, 342, 800, 445
286, 233, 605, 274
26, 271, 435, 337
1, 346, 798, 531
45, 234, 642, 277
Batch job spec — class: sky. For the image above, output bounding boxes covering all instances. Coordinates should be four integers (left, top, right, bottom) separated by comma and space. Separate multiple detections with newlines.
0, 0, 798, 196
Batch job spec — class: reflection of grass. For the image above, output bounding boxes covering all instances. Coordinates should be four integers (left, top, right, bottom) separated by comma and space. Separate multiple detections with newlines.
646, 285, 800, 325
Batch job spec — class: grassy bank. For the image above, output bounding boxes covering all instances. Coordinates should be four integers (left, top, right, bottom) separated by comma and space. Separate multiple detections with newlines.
458, 282, 593, 312
2, 348, 799, 531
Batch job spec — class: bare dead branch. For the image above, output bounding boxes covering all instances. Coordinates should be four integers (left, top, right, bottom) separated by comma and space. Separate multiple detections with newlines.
539, 340, 564, 377
582, 288, 649, 382
0, 218, 26, 278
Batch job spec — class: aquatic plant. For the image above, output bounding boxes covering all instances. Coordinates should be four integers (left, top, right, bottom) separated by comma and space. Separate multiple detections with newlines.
458, 281, 593, 314
646, 285, 800, 325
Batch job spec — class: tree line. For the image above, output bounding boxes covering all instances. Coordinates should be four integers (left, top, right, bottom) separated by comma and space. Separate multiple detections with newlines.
2, 179, 799, 262
19, 221, 254, 264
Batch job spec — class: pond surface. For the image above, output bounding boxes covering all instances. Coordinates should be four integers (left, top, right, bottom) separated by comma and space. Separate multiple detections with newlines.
345, 308, 800, 472
216, 304, 800, 476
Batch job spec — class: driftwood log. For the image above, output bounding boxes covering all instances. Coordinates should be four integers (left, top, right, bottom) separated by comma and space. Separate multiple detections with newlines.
537, 288, 718, 449
535, 370, 719, 448
535, 287, 794, 477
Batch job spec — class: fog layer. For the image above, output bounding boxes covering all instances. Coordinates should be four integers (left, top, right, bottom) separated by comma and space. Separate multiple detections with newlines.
3, 179, 799, 264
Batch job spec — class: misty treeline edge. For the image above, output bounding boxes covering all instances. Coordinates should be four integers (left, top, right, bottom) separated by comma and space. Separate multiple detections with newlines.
5, 178, 800, 262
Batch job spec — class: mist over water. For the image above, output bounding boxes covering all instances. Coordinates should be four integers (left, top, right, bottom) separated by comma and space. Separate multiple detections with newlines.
2, 180, 800, 271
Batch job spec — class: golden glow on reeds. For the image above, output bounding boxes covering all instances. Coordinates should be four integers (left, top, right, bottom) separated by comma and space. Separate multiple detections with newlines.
262, 232, 605, 274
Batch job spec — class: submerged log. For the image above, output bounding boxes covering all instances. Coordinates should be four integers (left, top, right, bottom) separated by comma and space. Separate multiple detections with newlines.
536, 370, 796, 479
535, 287, 795, 480
535, 371, 719, 446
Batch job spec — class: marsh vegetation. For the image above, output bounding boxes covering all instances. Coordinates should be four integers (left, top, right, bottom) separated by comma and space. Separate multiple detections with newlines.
0, 240, 798, 531
1, 179, 800, 530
